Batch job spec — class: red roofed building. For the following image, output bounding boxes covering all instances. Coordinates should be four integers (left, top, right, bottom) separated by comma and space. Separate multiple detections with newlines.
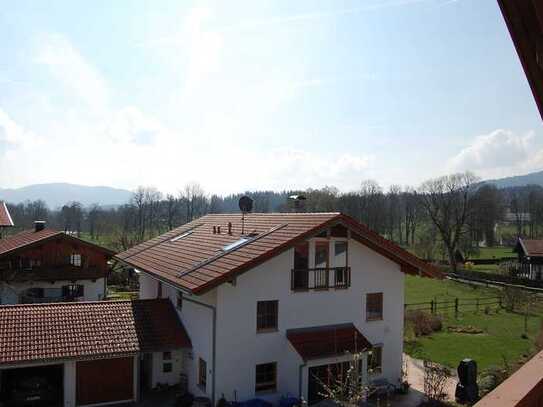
116, 212, 440, 405
0, 299, 191, 407
0, 202, 14, 238
0, 221, 114, 305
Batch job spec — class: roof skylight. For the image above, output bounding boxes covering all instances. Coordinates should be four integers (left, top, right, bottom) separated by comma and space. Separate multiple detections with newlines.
222, 237, 249, 251
170, 231, 193, 242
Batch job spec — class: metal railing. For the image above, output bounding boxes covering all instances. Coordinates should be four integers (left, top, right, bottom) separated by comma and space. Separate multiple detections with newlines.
291, 267, 351, 291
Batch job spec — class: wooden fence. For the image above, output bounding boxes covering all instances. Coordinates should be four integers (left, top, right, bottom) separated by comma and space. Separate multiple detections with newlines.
405, 296, 502, 318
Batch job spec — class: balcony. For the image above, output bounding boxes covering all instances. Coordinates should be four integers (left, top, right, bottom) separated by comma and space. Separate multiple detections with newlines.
290, 267, 351, 291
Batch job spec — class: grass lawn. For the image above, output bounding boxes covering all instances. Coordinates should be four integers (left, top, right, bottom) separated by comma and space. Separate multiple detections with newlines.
470, 246, 515, 259
405, 275, 541, 371
405, 275, 500, 303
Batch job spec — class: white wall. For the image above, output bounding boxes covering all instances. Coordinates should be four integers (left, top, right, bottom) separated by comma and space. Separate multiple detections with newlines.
150, 350, 184, 388
140, 273, 216, 400
213, 237, 404, 403
0, 278, 106, 304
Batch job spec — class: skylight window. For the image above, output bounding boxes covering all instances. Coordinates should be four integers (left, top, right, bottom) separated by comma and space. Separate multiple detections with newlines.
170, 231, 193, 242
222, 238, 249, 251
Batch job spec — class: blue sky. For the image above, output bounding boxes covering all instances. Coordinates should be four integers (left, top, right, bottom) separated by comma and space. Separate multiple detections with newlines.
0, 0, 542, 194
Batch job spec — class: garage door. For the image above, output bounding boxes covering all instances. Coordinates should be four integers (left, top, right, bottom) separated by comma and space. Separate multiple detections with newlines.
76, 358, 133, 405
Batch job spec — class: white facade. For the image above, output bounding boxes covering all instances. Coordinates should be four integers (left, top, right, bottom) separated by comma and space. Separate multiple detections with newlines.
0, 278, 106, 305
139, 235, 405, 404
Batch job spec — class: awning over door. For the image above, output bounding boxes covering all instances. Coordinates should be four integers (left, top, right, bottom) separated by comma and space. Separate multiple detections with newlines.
287, 323, 372, 361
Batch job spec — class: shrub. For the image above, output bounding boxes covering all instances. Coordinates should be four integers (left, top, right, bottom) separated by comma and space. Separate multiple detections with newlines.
406, 311, 443, 337
423, 360, 451, 403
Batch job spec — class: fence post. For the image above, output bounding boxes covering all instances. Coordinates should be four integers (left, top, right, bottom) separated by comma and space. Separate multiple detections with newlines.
430, 300, 435, 315
455, 298, 459, 319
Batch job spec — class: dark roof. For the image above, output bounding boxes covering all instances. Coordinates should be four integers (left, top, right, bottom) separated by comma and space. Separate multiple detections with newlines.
0, 202, 14, 227
0, 299, 191, 365
516, 238, 543, 257
115, 212, 441, 294
498, 0, 543, 120
0, 228, 115, 258
287, 324, 372, 361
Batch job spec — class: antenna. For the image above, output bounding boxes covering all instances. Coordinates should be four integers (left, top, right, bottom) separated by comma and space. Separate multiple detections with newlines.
238, 196, 253, 235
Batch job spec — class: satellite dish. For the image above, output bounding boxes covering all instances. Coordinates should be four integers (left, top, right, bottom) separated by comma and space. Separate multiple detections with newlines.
239, 196, 253, 213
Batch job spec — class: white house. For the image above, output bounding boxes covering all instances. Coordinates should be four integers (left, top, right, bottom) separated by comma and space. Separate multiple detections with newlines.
0, 222, 113, 305
116, 212, 439, 405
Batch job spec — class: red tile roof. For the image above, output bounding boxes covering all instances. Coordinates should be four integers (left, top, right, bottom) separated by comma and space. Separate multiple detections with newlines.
0, 202, 14, 227
0, 299, 191, 365
517, 238, 543, 257
287, 324, 372, 361
0, 228, 115, 258
116, 213, 441, 294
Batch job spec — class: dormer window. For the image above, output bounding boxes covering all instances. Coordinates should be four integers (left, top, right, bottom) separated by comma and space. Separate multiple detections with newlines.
70, 254, 82, 267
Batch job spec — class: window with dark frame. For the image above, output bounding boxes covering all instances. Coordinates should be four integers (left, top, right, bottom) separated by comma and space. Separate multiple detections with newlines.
293, 242, 309, 290
314, 241, 329, 289
198, 358, 207, 391
255, 362, 277, 393
70, 253, 82, 267
366, 293, 383, 321
334, 241, 348, 286
163, 363, 173, 373
63, 284, 84, 298
163, 351, 172, 360
257, 300, 278, 332
368, 346, 382, 374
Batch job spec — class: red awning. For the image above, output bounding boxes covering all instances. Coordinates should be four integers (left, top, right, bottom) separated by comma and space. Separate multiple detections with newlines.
287, 324, 372, 361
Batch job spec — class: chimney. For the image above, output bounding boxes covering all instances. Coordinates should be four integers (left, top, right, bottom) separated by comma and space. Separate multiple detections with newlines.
212, 226, 217, 234
228, 222, 232, 235
217, 226, 221, 234
34, 221, 46, 232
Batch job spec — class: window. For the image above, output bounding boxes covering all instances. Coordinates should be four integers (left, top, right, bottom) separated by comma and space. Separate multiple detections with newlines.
366, 293, 383, 321
177, 291, 183, 309
255, 362, 277, 393
257, 300, 278, 332
163, 351, 172, 360
314, 241, 329, 269
70, 254, 82, 267
293, 242, 309, 290
163, 363, 173, 373
368, 346, 382, 374
334, 241, 348, 287
62, 284, 84, 298
198, 358, 207, 391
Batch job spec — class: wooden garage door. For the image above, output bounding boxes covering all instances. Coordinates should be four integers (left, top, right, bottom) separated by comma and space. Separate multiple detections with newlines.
76, 357, 134, 405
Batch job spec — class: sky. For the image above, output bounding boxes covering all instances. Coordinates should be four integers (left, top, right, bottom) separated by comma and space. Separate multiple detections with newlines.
0, 0, 542, 195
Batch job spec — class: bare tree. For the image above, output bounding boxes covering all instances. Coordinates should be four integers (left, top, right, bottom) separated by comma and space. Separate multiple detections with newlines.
180, 182, 206, 222
419, 172, 479, 272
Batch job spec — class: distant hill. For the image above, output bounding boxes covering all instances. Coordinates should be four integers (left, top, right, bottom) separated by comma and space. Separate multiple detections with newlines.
0, 183, 133, 208
483, 170, 543, 188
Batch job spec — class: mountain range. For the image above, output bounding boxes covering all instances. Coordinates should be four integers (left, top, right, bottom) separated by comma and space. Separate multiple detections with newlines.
0, 183, 133, 208
2, 170, 543, 209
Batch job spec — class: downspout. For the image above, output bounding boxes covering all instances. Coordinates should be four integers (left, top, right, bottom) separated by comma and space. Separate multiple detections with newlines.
298, 363, 306, 401
184, 295, 217, 407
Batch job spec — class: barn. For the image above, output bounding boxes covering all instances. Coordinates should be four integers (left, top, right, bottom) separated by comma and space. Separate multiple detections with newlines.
0, 299, 191, 407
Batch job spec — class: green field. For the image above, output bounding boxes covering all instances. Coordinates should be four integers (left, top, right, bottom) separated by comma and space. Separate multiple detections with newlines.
405, 275, 541, 371
470, 246, 515, 259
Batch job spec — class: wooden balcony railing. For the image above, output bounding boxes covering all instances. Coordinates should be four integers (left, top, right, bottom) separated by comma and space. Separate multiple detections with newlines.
291, 267, 351, 291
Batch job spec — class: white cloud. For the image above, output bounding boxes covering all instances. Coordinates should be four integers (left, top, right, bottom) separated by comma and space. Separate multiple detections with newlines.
34, 33, 110, 112
448, 129, 543, 179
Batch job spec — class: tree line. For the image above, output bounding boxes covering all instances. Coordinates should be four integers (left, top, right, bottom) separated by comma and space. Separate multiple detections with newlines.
5, 173, 543, 270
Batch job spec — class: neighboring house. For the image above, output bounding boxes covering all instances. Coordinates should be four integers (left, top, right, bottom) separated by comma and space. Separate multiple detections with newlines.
0, 299, 191, 407
514, 238, 543, 280
0, 202, 14, 238
116, 212, 440, 405
0, 221, 114, 304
